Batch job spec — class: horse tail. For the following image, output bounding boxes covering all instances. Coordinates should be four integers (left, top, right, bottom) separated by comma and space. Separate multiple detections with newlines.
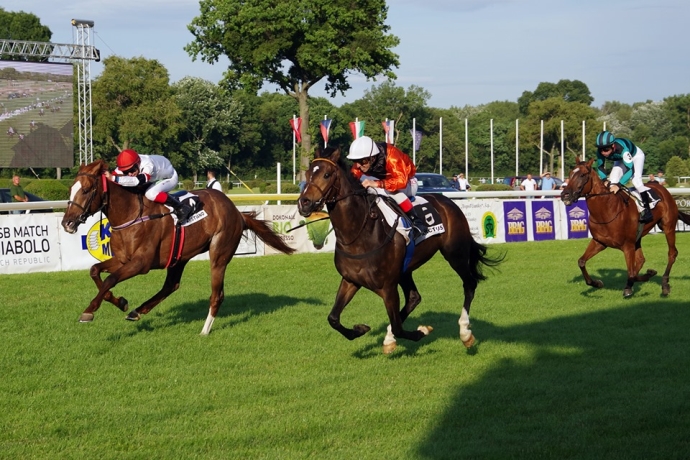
468, 238, 504, 282
678, 210, 690, 226
241, 212, 296, 255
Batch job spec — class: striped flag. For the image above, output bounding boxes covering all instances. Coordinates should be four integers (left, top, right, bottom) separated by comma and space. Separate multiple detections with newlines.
289, 117, 302, 143
349, 120, 365, 139
410, 129, 422, 151
320, 118, 332, 146
381, 119, 395, 144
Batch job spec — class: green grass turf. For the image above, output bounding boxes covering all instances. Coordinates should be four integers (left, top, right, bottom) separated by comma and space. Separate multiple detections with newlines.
1, 233, 689, 459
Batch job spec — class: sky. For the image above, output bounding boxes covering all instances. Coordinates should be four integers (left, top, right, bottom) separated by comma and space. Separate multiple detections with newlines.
14, 0, 690, 109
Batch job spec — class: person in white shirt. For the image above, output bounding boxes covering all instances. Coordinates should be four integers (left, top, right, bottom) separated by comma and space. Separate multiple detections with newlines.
457, 173, 471, 191
206, 169, 223, 192
520, 173, 538, 199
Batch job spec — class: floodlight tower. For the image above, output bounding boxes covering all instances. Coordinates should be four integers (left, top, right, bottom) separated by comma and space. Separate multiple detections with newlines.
72, 19, 95, 164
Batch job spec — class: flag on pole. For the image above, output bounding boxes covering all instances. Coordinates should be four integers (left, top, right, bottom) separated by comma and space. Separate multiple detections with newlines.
410, 129, 422, 151
320, 118, 332, 146
289, 117, 302, 143
381, 119, 395, 144
349, 120, 365, 139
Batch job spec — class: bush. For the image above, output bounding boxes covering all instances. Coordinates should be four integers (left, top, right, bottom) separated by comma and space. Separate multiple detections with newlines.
245, 179, 269, 193
181, 180, 194, 191
24, 179, 70, 201
263, 183, 301, 194
476, 184, 512, 192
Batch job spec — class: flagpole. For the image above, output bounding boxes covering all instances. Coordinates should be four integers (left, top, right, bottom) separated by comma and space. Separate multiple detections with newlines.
292, 114, 296, 184
465, 118, 468, 178
439, 116, 443, 175
490, 118, 494, 185
412, 118, 416, 165
540, 119, 544, 175
324, 115, 328, 147
515, 118, 519, 177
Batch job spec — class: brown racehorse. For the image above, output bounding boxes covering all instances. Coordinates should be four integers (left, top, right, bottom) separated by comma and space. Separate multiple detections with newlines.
61, 160, 294, 334
297, 147, 502, 354
561, 159, 690, 297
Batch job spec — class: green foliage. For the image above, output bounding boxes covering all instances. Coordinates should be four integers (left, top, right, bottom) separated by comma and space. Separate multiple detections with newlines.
181, 179, 194, 191
476, 183, 512, 192
665, 156, 690, 186
91, 56, 182, 162
0, 8, 52, 62
264, 182, 301, 194
518, 79, 594, 115
23, 179, 69, 200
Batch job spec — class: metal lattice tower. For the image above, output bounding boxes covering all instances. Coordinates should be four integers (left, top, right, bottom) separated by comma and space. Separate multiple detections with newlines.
72, 19, 95, 165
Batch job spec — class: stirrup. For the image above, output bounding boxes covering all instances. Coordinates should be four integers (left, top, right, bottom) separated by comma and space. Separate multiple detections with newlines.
639, 210, 653, 224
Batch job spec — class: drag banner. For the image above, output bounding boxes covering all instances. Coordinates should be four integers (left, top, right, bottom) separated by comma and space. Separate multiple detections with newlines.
503, 201, 528, 242
531, 201, 556, 241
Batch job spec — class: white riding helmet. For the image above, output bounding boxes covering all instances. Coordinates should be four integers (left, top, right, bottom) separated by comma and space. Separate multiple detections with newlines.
347, 136, 380, 160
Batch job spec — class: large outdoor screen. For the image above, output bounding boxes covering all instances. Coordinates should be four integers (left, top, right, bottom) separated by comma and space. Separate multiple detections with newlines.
0, 61, 74, 168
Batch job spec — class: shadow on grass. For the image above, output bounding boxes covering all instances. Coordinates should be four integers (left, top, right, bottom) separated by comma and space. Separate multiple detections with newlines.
412, 300, 690, 458
568, 266, 690, 298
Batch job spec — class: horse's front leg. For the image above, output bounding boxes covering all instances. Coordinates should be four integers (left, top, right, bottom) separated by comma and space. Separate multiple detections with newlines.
88, 259, 129, 314
327, 278, 367, 340
127, 261, 188, 323
383, 273, 426, 354
381, 284, 429, 354
578, 239, 606, 289
622, 245, 643, 298
80, 259, 146, 323
632, 246, 656, 283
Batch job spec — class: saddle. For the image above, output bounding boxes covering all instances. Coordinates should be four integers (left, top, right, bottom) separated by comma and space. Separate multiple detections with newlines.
366, 190, 445, 245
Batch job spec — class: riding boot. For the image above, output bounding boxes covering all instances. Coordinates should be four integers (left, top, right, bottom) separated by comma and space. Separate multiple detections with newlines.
406, 206, 429, 239
164, 194, 194, 224
639, 191, 653, 224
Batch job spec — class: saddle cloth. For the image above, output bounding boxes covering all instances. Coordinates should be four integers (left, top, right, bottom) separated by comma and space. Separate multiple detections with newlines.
167, 192, 208, 227
367, 188, 445, 245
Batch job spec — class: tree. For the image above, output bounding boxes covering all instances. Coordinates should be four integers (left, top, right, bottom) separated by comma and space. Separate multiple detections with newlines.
518, 79, 594, 115
0, 8, 52, 61
91, 56, 182, 163
173, 77, 242, 181
185, 0, 400, 180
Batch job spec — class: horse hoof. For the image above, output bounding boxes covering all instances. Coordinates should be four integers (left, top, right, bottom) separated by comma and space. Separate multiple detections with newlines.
417, 325, 434, 336
646, 269, 657, 277
117, 297, 129, 312
662, 285, 671, 297
382, 342, 397, 354
353, 324, 371, 336
79, 313, 94, 323
593, 280, 604, 289
623, 289, 634, 298
462, 334, 476, 348
126, 311, 141, 321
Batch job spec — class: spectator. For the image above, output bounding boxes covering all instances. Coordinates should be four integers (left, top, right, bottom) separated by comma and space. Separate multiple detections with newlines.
10, 174, 29, 214
520, 173, 538, 198
560, 178, 569, 190
457, 173, 471, 191
656, 170, 666, 185
451, 174, 460, 190
206, 169, 223, 192
648, 173, 657, 184
540, 171, 556, 191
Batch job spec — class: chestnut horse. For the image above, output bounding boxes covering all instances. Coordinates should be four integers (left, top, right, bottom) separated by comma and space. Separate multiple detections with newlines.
561, 159, 690, 297
297, 147, 502, 354
61, 160, 294, 334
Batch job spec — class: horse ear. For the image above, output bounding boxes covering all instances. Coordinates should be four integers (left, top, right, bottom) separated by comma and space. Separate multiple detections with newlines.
586, 158, 595, 168
314, 147, 322, 159
332, 147, 341, 162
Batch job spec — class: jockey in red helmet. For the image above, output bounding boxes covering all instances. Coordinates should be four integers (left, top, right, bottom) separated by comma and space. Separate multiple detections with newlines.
109, 149, 194, 223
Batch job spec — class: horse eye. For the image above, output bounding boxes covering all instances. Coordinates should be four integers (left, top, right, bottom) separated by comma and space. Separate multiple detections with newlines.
324, 172, 331, 179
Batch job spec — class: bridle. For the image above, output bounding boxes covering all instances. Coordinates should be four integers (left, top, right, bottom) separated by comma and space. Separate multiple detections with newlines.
67, 172, 108, 225
307, 157, 398, 254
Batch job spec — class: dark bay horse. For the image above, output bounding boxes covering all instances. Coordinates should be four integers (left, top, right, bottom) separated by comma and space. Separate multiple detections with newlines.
297, 147, 502, 354
61, 160, 294, 334
561, 159, 690, 297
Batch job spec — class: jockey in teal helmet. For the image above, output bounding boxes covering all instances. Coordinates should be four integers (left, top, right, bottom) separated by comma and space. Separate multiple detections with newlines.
595, 131, 656, 223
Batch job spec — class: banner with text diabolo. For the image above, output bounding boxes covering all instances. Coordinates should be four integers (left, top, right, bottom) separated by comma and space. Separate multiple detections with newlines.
0, 213, 62, 274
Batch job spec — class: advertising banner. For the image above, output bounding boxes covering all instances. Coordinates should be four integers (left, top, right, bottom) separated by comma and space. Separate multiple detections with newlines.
531, 200, 556, 241
503, 201, 528, 243
452, 198, 505, 244
564, 200, 590, 239
0, 213, 62, 274
263, 205, 335, 255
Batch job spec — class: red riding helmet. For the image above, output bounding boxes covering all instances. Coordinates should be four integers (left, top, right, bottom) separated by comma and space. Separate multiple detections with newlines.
117, 149, 140, 171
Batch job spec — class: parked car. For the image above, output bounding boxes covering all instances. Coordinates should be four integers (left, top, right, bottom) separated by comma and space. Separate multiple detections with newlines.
415, 173, 458, 194
0, 188, 50, 214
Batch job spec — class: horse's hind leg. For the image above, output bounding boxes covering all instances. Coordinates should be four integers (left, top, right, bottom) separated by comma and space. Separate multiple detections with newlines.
659, 226, 679, 296
632, 245, 656, 283
579, 239, 607, 289
126, 261, 188, 321
327, 278, 368, 340
442, 249, 480, 348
